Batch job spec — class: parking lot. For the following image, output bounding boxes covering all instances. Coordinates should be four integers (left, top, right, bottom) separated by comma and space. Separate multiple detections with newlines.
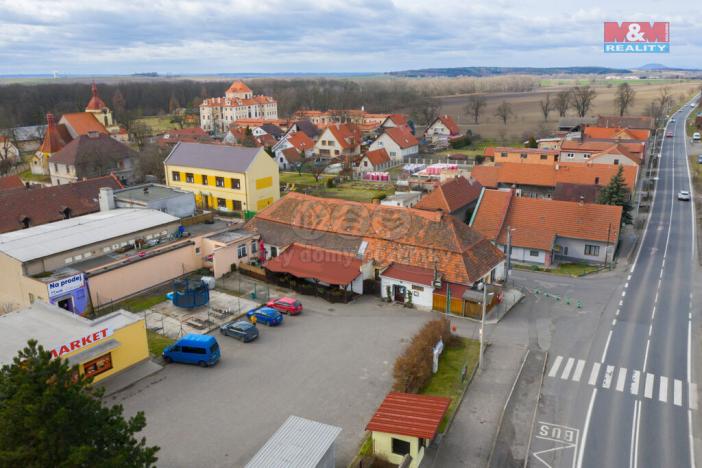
112, 294, 442, 467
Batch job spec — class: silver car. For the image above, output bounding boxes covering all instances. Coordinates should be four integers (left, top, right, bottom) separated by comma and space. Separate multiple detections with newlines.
678, 190, 691, 201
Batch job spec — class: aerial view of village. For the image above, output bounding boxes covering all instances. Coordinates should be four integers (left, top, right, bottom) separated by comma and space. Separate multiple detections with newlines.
0, 2, 700, 467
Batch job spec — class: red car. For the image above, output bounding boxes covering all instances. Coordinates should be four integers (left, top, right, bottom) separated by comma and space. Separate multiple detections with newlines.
266, 297, 303, 315
666, 131, 674, 138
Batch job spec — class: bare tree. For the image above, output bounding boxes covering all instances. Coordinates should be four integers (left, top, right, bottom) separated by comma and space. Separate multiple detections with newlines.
657, 87, 674, 117
495, 101, 513, 126
135, 143, 169, 182
539, 93, 552, 121
309, 161, 329, 182
168, 94, 181, 114
570, 86, 597, 117
464, 95, 487, 124
615, 83, 636, 116
554, 90, 571, 117
128, 120, 151, 150
410, 96, 440, 125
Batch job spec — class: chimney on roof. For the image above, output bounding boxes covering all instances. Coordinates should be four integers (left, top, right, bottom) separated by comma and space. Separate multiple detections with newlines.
87, 131, 100, 139
143, 186, 149, 195
99, 187, 115, 212
579, 195, 584, 206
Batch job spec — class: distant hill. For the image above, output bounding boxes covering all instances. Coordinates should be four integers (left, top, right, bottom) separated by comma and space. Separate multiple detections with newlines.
387, 66, 632, 78
638, 63, 669, 70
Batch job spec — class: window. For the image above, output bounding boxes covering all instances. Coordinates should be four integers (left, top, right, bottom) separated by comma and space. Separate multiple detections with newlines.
54, 163, 58, 172
613, 159, 620, 165
391, 438, 411, 456
520, 153, 528, 159
215, 176, 225, 187
181, 346, 206, 354
83, 353, 113, 379
567, 153, 574, 159
363, 160, 368, 167
584, 153, 591, 159
172, 171, 181, 182
233, 200, 242, 211
529, 250, 539, 257
584, 245, 600, 256
201, 174, 208, 185
271, 246, 278, 257
231, 178, 241, 189
237, 244, 247, 259
540, 154, 548, 160
186, 173, 194, 183
251, 241, 258, 253
411, 285, 424, 292
595, 177, 600, 185
500, 152, 508, 158
217, 198, 227, 209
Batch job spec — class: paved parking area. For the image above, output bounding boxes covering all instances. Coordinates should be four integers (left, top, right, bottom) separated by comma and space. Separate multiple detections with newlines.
112, 295, 440, 467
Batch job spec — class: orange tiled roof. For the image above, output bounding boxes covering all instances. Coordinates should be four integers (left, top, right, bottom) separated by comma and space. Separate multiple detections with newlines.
60, 113, 108, 136
226, 80, 252, 94
583, 126, 650, 141
415, 176, 482, 213
560, 139, 645, 160
245, 192, 504, 285
472, 189, 622, 251
364, 148, 390, 166
287, 131, 314, 152
327, 124, 361, 150
85, 82, 107, 111
384, 114, 408, 126
383, 126, 419, 149
494, 147, 560, 155
471, 163, 637, 191
38, 113, 66, 154
437, 115, 460, 135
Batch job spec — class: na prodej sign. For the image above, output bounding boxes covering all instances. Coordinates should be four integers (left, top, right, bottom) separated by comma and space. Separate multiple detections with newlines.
49, 328, 113, 358
604, 22, 669, 53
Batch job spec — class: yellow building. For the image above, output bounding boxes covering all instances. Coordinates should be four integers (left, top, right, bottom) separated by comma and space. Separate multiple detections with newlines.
0, 301, 149, 384
366, 392, 451, 468
164, 142, 280, 214
493, 146, 560, 165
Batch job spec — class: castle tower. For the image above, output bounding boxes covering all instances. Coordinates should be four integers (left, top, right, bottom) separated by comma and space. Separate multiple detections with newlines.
32, 113, 66, 176
84, 82, 113, 128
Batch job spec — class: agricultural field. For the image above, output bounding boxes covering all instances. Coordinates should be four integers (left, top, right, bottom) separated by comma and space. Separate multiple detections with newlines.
132, 115, 181, 134
437, 80, 700, 141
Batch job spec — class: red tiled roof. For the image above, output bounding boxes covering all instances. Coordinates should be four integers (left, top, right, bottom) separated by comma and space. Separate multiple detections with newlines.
327, 124, 361, 150
256, 133, 277, 147
494, 147, 560, 155
583, 127, 650, 141
364, 148, 390, 166
470, 189, 512, 239
483, 147, 495, 157
415, 176, 482, 213
471, 163, 637, 191
437, 115, 460, 135
281, 147, 303, 163
287, 131, 315, 152
384, 114, 408, 126
49, 133, 137, 169
0, 175, 122, 234
226, 80, 252, 94
85, 82, 107, 111
38, 113, 66, 154
560, 140, 645, 162
383, 126, 419, 149
0, 175, 24, 192
246, 192, 504, 285
472, 189, 622, 251
597, 115, 654, 130
264, 243, 361, 285
366, 392, 451, 439
60, 113, 108, 136
380, 262, 435, 286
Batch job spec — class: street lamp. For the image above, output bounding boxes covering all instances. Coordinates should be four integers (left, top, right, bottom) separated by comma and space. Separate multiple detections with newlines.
504, 226, 516, 285
479, 274, 495, 372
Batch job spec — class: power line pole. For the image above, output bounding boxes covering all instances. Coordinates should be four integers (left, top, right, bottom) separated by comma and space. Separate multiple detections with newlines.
479, 274, 488, 372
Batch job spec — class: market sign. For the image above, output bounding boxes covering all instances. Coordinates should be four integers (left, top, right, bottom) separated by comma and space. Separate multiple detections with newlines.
604, 22, 670, 53
47, 273, 85, 299
49, 327, 113, 359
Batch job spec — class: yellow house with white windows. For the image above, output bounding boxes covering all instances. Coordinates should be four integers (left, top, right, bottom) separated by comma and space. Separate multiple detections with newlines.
164, 142, 280, 214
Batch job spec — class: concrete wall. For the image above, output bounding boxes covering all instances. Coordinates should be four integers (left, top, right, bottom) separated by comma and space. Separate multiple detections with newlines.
507, 246, 548, 265
115, 192, 196, 218
554, 237, 614, 264
379, 276, 434, 310
372, 431, 424, 468
87, 243, 201, 307
0, 253, 50, 310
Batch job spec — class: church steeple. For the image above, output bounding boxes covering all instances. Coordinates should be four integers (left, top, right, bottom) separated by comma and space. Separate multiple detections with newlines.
85, 81, 107, 111
38, 113, 65, 154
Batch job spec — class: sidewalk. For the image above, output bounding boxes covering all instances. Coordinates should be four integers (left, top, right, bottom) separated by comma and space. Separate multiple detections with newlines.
98, 359, 163, 397
424, 343, 528, 468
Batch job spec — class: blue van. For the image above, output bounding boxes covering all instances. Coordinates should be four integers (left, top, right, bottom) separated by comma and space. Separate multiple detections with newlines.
162, 334, 221, 367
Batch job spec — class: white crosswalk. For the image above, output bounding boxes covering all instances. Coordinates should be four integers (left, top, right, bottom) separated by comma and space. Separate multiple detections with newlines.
547, 355, 696, 410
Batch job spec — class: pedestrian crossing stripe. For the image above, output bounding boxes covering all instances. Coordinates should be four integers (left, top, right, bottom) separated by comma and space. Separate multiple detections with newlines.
547, 355, 697, 410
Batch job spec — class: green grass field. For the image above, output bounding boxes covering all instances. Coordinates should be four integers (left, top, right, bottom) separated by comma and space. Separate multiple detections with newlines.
133, 115, 180, 134
114, 293, 166, 312
279, 171, 334, 187
421, 337, 480, 433
19, 169, 50, 183
147, 330, 174, 357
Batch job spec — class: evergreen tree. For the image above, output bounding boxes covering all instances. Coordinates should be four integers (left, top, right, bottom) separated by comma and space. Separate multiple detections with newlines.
597, 165, 633, 225
526, 136, 538, 148
0, 340, 159, 467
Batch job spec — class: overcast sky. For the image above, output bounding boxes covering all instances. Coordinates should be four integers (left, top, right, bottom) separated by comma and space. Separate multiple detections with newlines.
0, 0, 699, 75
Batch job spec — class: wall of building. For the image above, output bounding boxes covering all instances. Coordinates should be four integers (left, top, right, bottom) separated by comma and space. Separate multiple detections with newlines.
554, 237, 613, 264
507, 246, 548, 265
86, 243, 200, 308
245, 151, 281, 211
115, 193, 196, 218
590, 154, 638, 167
0, 254, 50, 310
165, 163, 249, 212
380, 276, 434, 309
371, 431, 423, 468
494, 150, 558, 165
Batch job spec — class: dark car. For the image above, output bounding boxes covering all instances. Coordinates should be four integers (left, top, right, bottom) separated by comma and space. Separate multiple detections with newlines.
220, 320, 259, 342
246, 307, 283, 326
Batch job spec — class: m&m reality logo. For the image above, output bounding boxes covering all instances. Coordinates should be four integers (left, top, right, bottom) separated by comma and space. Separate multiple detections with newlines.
604, 22, 670, 53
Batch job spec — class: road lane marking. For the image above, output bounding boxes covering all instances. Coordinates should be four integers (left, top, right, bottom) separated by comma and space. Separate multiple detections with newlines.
561, 357, 575, 380
589, 363, 601, 386
622, 291, 626, 298
675, 379, 683, 406
616, 308, 620, 316
644, 373, 654, 399
627, 275, 631, 281
601, 330, 613, 363
576, 389, 597, 468
634, 401, 641, 468
690, 383, 698, 410
548, 355, 563, 378
619, 299, 623, 307
630, 370, 640, 396
648, 324, 652, 336
643, 340, 650, 371
629, 401, 637, 468
572, 359, 586, 382
659, 376, 669, 403
612, 319, 617, 326
603, 365, 614, 389
616, 368, 628, 392
625, 282, 629, 288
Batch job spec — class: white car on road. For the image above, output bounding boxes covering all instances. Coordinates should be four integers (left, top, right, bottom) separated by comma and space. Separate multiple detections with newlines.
678, 190, 691, 201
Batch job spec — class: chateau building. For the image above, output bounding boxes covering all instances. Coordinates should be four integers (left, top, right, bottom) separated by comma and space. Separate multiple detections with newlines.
199, 81, 278, 134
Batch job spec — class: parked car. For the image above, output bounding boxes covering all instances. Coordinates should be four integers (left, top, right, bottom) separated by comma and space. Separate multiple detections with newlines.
678, 190, 691, 201
666, 131, 674, 138
671, 118, 676, 123
220, 320, 259, 342
163, 334, 221, 367
266, 297, 303, 315
697, 155, 702, 164
247, 307, 283, 326
693, 132, 701, 142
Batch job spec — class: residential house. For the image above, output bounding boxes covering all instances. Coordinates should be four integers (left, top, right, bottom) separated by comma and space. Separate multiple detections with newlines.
535, 138, 563, 150
553, 183, 601, 203
597, 115, 654, 130
559, 140, 645, 166
243, 192, 504, 305
157, 127, 211, 146
415, 176, 482, 222
314, 124, 361, 159
0, 175, 25, 193
380, 191, 423, 208
357, 148, 391, 173
380, 114, 409, 130
258, 123, 284, 140
492, 147, 560, 165
470, 162, 638, 199
199, 81, 278, 133
557, 117, 598, 132
164, 142, 280, 214
48, 133, 136, 185
1, 124, 46, 153
0, 175, 122, 233
582, 126, 651, 142
369, 127, 419, 161
0, 135, 20, 161
471, 189, 622, 269
276, 147, 305, 170
424, 115, 461, 145
273, 131, 315, 168
283, 119, 321, 141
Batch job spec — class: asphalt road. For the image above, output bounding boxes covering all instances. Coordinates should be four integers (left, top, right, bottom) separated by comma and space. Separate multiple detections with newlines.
528, 99, 700, 468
